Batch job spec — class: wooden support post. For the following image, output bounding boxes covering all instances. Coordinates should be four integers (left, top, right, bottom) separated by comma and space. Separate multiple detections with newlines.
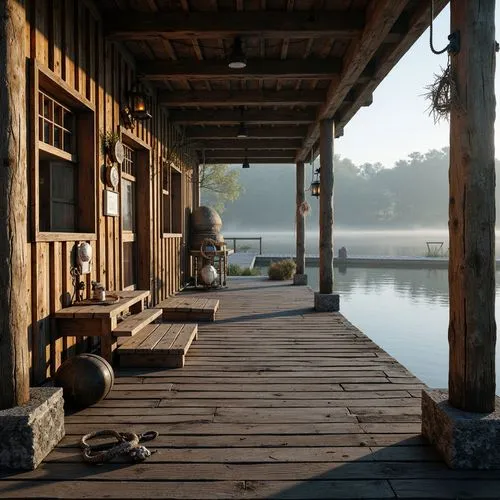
448, 0, 496, 412
0, 0, 30, 410
295, 161, 306, 275
319, 119, 334, 294
192, 163, 200, 208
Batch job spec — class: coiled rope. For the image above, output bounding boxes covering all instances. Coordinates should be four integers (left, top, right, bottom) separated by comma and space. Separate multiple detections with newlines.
80, 430, 158, 464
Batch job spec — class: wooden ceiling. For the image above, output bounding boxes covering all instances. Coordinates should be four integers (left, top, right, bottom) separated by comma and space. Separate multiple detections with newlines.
101, 0, 448, 165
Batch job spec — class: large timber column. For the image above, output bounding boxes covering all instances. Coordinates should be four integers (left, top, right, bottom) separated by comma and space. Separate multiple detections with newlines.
0, 0, 30, 410
293, 161, 307, 285
314, 119, 339, 311
192, 163, 200, 208
448, 0, 496, 413
421, 0, 499, 470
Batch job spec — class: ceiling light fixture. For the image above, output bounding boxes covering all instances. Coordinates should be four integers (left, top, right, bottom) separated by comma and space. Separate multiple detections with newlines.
228, 37, 247, 69
242, 149, 250, 169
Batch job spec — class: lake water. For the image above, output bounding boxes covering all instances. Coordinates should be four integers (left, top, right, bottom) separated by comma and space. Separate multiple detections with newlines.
229, 229, 500, 393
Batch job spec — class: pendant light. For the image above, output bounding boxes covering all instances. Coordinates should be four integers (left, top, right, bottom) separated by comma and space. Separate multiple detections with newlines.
236, 107, 248, 138
309, 151, 320, 197
242, 149, 250, 168
228, 37, 247, 69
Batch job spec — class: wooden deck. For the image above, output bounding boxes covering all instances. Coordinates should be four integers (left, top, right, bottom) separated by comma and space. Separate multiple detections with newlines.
1, 278, 500, 498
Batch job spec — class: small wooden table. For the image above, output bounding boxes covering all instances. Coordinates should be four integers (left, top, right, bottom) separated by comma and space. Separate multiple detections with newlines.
55, 290, 150, 361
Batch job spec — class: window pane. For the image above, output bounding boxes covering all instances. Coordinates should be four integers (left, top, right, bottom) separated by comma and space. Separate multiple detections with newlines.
51, 162, 75, 202
51, 202, 75, 232
121, 178, 136, 232
123, 241, 137, 288
54, 127, 62, 149
43, 120, 51, 143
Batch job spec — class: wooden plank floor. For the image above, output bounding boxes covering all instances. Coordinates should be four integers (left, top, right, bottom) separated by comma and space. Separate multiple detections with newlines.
2, 278, 500, 498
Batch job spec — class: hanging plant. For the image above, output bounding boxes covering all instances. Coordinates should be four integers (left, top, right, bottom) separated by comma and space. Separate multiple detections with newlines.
298, 200, 311, 217
424, 64, 460, 123
101, 131, 120, 157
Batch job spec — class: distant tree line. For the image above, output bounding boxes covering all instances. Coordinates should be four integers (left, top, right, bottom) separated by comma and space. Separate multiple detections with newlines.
201, 148, 500, 230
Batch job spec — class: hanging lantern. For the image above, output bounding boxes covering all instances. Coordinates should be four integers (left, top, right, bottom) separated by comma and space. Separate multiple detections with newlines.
310, 168, 320, 197
129, 85, 152, 121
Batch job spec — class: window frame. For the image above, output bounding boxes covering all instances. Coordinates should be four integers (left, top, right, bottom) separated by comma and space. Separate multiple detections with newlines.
162, 159, 184, 239
30, 62, 97, 242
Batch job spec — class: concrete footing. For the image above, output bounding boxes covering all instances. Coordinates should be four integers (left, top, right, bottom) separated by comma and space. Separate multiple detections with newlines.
314, 292, 340, 312
421, 389, 500, 469
0, 387, 65, 470
293, 274, 308, 286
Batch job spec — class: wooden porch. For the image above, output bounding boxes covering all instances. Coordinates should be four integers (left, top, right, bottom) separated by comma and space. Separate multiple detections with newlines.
1, 278, 499, 499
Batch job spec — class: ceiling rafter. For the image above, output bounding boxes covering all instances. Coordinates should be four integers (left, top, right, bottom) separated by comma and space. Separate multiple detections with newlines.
296, 0, 410, 162
186, 126, 308, 139
158, 89, 326, 107
334, 0, 448, 138
170, 108, 316, 125
104, 11, 365, 40
198, 139, 302, 150
139, 59, 343, 80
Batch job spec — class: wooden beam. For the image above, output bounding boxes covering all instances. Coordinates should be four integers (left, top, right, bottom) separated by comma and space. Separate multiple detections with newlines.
158, 89, 326, 107
186, 126, 308, 139
198, 139, 302, 150
139, 59, 342, 81
296, 0, 410, 161
105, 11, 364, 40
448, 0, 496, 413
0, 0, 30, 409
205, 150, 297, 159
334, 0, 448, 138
205, 158, 295, 165
318, 119, 334, 295
170, 109, 316, 125
295, 161, 306, 276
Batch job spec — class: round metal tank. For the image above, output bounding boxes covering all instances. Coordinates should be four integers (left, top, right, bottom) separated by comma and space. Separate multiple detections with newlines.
191, 206, 224, 250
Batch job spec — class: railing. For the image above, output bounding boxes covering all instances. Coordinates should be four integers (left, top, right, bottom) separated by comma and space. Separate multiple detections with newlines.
225, 237, 263, 255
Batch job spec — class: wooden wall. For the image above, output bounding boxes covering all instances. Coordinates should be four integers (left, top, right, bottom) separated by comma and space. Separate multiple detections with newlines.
26, 0, 194, 383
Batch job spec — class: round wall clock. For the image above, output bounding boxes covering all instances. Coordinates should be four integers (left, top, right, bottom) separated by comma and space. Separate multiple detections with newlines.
106, 165, 120, 190
112, 140, 125, 165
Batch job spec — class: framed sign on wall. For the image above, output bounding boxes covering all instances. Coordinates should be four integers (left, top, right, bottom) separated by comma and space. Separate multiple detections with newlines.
103, 190, 119, 217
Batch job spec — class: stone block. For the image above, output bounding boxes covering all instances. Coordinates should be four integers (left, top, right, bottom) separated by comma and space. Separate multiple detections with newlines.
421, 388, 500, 469
293, 274, 308, 286
314, 292, 340, 312
0, 387, 65, 470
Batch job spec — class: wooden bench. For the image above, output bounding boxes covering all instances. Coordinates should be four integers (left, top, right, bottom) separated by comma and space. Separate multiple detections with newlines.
158, 297, 219, 322
118, 323, 198, 368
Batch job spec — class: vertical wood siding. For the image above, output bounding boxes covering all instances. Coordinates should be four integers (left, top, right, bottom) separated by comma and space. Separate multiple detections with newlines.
26, 0, 193, 383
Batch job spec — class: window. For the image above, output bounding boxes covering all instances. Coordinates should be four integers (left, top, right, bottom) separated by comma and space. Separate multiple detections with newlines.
36, 82, 95, 237
39, 91, 75, 154
162, 160, 171, 233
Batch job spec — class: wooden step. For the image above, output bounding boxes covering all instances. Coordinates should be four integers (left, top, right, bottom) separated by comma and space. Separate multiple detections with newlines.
112, 308, 162, 337
158, 297, 219, 322
118, 323, 198, 368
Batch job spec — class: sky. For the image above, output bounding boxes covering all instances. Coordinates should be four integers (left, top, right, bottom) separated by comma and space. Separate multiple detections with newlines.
335, 5, 500, 168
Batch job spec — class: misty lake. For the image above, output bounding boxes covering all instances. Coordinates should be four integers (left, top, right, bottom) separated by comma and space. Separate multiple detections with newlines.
225, 229, 500, 393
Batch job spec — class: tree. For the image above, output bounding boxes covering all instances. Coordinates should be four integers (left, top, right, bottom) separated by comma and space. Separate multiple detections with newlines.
199, 164, 243, 214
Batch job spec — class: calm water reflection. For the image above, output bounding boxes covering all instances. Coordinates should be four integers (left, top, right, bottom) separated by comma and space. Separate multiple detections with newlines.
305, 266, 500, 393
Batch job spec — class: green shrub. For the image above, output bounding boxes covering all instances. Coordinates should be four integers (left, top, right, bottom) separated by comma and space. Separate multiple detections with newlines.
228, 264, 260, 276
241, 267, 260, 276
268, 259, 296, 280
228, 264, 242, 276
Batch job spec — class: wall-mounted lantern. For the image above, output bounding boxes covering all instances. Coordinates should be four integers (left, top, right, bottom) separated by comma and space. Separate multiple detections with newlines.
310, 168, 320, 197
129, 85, 152, 121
